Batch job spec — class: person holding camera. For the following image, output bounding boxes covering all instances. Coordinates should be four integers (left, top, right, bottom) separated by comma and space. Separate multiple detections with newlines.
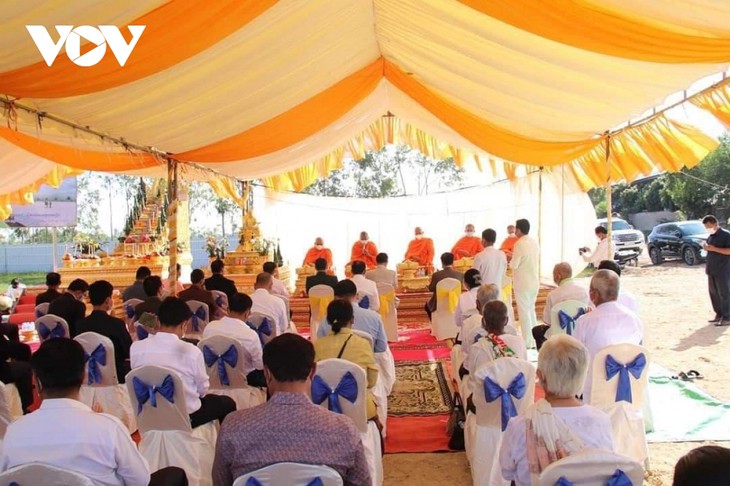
580, 226, 609, 267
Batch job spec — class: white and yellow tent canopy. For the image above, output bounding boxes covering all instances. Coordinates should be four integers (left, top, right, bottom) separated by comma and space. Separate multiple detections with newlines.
3, 0, 730, 217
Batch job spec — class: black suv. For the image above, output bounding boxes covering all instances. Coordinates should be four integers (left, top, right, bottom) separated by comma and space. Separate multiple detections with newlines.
647, 220, 709, 266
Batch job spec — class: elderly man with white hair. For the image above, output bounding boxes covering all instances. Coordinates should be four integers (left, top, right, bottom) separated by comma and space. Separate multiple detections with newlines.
573, 269, 643, 402
499, 335, 614, 485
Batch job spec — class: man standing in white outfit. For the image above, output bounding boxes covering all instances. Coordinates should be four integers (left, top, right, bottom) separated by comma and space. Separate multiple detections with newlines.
580, 226, 610, 268
472, 228, 507, 288
510, 219, 540, 348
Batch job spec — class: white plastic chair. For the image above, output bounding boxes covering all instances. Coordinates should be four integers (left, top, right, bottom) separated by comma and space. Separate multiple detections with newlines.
308, 285, 334, 342
126, 366, 217, 486
538, 448, 644, 486
186, 300, 210, 338
247, 312, 278, 346
547, 299, 588, 339
210, 290, 229, 312
34, 314, 69, 342
375, 282, 398, 342
198, 335, 265, 410
122, 298, 143, 334
468, 357, 536, 486
0, 381, 23, 447
134, 321, 157, 341
34, 302, 50, 318
233, 462, 343, 486
75, 332, 136, 434
0, 463, 94, 486
431, 278, 460, 340
351, 330, 389, 438
312, 359, 383, 486
590, 344, 650, 466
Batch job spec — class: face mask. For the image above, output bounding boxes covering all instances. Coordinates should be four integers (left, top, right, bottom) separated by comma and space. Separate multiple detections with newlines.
361, 238, 368, 243
315, 244, 323, 250
706, 226, 717, 235
466, 231, 475, 237
415, 234, 423, 240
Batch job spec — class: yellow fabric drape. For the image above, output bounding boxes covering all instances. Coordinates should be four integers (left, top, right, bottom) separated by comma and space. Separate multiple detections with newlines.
0, 0, 277, 98
309, 295, 334, 318
207, 177, 245, 207
436, 286, 460, 314
0, 164, 82, 220
691, 81, 730, 129
501, 282, 513, 305
378, 291, 396, 319
459, 0, 730, 63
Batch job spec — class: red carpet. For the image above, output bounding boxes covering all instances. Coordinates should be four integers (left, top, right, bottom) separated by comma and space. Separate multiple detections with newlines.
391, 328, 451, 362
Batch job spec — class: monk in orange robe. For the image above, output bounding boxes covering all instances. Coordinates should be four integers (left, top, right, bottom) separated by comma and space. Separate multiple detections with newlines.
404, 227, 435, 274
350, 231, 378, 269
302, 237, 333, 269
451, 224, 484, 259
500, 224, 519, 260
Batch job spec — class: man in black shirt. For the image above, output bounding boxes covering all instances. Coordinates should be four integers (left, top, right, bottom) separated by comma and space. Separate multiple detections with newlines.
76, 280, 133, 383
703, 215, 730, 326
133, 276, 164, 321
47, 279, 89, 337
35, 272, 63, 305
305, 258, 338, 294
204, 259, 237, 302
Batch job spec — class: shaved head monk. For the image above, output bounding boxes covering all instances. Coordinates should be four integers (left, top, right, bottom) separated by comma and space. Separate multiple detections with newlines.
500, 224, 519, 259
351, 232, 378, 270
404, 227, 435, 274
302, 237, 333, 269
452, 224, 484, 260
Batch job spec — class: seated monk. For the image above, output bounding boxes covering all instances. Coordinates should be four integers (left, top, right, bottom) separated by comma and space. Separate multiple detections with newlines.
404, 227, 435, 274
451, 224, 484, 259
350, 231, 378, 270
499, 224, 519, 260
302, 237, 333, 270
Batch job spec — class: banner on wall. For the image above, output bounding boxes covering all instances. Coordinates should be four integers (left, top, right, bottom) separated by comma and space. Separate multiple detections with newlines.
5, 178, 77, 227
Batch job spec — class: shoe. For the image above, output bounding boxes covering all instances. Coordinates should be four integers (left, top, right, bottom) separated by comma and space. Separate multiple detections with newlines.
709, 316, 722, 323
714, 318, 730, 327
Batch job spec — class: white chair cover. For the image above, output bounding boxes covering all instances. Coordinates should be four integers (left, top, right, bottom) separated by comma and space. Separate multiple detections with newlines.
186, 300, 210, 338
469, 358, 536, 486
125, 366, 217, 486
134, 321, 157, 341
275, 294, 297, 334
431, 278, 460, 340
538, 448, 644, 486
197, 335, 265, 410
122, 299, 143, 334
375, 282, 398, 342
352, 330, 389, 438
34, 314, 69, 342
547, 299, 588, 339
0, 381, 22, 451
589, 344, 650, 465
34, 302, 50, 318
247, 312, 278, 346
0, 463, 94, 486
312, 359, 383, 486
75, 332, 136, 433
308, 285, 334, 342
210, 290, 229, 312
233, 463, 344, 486
451, 343, 464, 392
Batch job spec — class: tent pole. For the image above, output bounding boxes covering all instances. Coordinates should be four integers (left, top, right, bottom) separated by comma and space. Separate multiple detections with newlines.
167, 158, 179, 294
605, 136, 613, 260
560, 164, 565, 262
538, 167, 543, 278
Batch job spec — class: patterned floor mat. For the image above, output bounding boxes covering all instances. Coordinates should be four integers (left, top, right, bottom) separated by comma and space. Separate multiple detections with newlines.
389, 360, 453, 416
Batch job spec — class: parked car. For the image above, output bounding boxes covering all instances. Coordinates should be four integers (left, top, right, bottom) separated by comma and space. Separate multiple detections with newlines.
597, 218, 645, 257
647, 220, 709, 266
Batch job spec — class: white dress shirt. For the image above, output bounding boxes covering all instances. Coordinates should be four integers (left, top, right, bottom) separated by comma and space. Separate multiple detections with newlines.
1, 398, 150, 486
251, 288, 289, 334
573, 301, 644, 402
543, 278, 590, 325
365, 266, 398, 290
203, 316, 263, 374
130, 332, 209, 414
510, 235, 540, 291
351, 274, 380, 312
472, 246, 507, 288
271, 277, 290, 299
582, 238, 609, 266
466, 333, 527, 375
618, 289, 639, 315
455, 287, 479, 328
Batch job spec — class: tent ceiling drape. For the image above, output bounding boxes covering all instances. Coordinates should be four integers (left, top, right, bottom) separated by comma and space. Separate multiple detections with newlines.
2, 0, 730, 215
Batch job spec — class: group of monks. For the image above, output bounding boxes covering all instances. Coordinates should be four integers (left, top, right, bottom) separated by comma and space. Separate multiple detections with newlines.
301, 224, 520, 273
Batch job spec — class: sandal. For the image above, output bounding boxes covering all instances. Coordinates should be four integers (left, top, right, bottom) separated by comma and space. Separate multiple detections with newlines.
678, 372, 691, 381
686, 370, 704, 380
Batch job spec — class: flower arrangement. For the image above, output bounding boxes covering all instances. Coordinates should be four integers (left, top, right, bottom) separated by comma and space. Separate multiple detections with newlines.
73, 234, 101, 257
252, 237, 275, 257
205, 235, 229, 258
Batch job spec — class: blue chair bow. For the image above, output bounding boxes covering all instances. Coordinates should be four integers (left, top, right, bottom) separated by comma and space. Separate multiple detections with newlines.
8, 482, 19, 486
202, 344, 238, 386
311, 371, 358, 414
555, 469, 632, 486
557, 308, 585, 335
132, 375, 175, 415
136, 325, 149, 340
125, 304, 136, 319
84, 343, 107, 385
190, 306, 207, 333
605, 353, 646, 403
247, 318, 272, 346
358, 296, 370, 309
215, 295, 224, 307
246, 478, 323, 486
483, 372, 526, 431
38, 322, 66, 340
35, 308, 45, 318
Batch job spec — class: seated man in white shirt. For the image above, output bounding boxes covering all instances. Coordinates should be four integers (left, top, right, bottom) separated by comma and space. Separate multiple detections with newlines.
573, 270, 644, 402
597, 259, 640, 314
580, 225, 609, 268
465, 300, 527, 379
251, 273, 291, 335
263, 261, 290, 300
456, 269, 482, 328
532, 262, 591, 350
131, 297, 236, 428
350, 260, 380, 312
1, 338, 187, 486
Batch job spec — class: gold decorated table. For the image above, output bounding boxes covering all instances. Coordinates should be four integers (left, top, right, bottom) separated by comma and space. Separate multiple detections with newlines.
59, 256, 167, 288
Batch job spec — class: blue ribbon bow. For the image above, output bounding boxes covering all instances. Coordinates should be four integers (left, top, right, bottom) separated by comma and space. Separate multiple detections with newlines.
84, 343, 107, 385
605, 353, 646, 403
246, 478, 323, 486
136, 325, 149, 340
557, 308, 585, 335
359, 296, 370, 309
247, 318, 272, 346
202, 344, 238, 386
483, 372, 526, 431
311, 372, 359, 414
190, 306, 207, 332
35, 308, 45, 318
555, 478, 573, 486
38, 322, 66, 340
125, 304, 136, 319
132, 375, 175, 415
555, 468, 632, 486
215, 295, 224, 307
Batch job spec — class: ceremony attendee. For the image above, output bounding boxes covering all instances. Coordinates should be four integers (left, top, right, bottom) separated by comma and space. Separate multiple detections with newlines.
163, 263, 185, 296
573, 269, 643, 402
35, 272, 62, 305
404, 226, 435, 274
673, 445, 730, 486
76, 280, 132, 383
0, 334, 33, 414
452, 224, 484, 259
472, 228, 507, 287
580, 225, 610, 267
302, 237, 333, 270
317, 280, 388, 353
314, 300, 379, 421
350, 260, 380, 312
366, 253, 399, 290
597, 260, 639, 315
455, 269, 481, 328
263, 261, 290, 299
702, 215, 730, 326
250, 273, 289, 334
133, 276, 164, 321
511, 219, 540, 348
48, 278, 89, 337
461, 283, 502, 359
5, 278, 25, 304
499, 224, 519, 259
305, 258, 338, 294
425, 252, 464, 319
130, 297, 236, 428
178, 269, 222, 319
212, 334, 371, 486
350, 231, 378, 270
122, 266, 151, 302
203, 292, 264, 386
532, 262, 590, 350
205, 259, 238, 303
499, 335, 614, 486
465, 300, 527, 378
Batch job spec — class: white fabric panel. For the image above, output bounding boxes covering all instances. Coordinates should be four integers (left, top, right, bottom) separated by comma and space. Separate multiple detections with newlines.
0, 140, 62, 194
595, 0, 730, 36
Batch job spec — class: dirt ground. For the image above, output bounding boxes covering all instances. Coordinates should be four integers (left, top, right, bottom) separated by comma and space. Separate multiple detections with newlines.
384, 249, 730, 485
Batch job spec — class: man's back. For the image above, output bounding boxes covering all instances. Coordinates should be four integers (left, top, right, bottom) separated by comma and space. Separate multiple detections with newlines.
305, 273, 338, 294
365, 267, 397, 289
511, 236, 539, 289
351, 275, 380, 311
76, 311, 132, 383
133, 297, 162, 321
48, 293, 86, 336
178, 286, 218, 316
472, 247, 507, 287
543, 279, 590, 325
205, 274, 238, 301
251, 289, 288, 334
122, 282, 147, 302
213, 392, 370, 486
317, 305, 388, 353
35, 288, 62, 306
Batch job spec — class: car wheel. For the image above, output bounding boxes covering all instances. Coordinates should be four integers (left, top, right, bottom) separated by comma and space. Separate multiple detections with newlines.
682, 246, 698, 266
649, 246, 663, 265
